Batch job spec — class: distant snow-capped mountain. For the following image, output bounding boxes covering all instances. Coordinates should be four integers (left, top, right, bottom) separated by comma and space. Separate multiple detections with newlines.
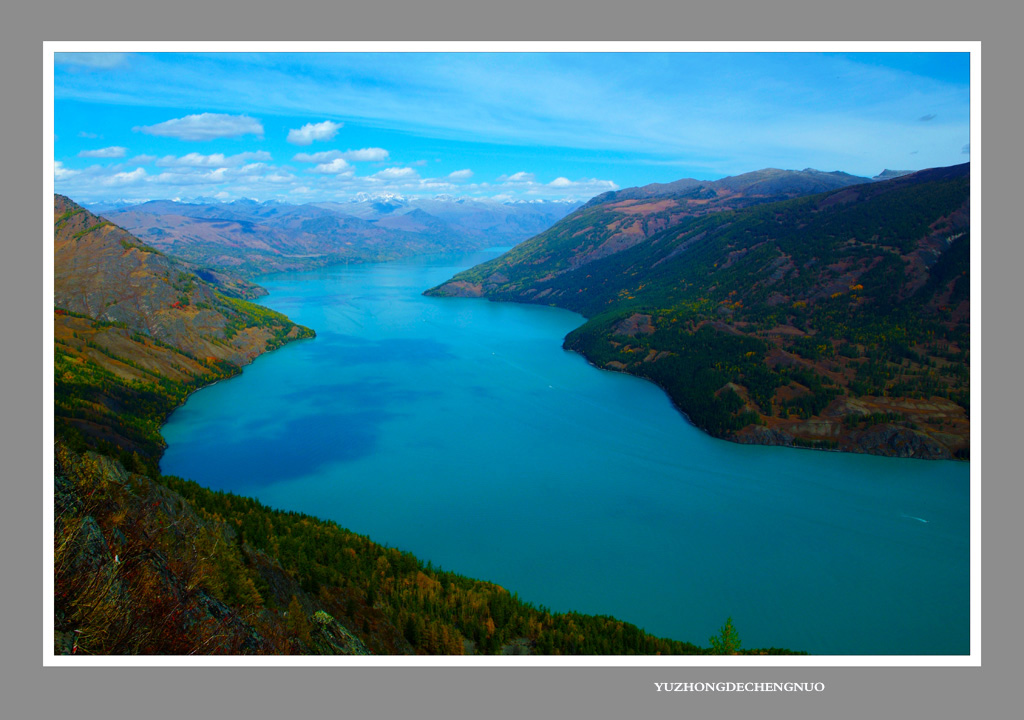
88, 192, 583, 277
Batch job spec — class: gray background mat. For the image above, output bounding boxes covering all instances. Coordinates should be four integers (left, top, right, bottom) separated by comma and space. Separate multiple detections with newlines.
11, 2, 1013, 718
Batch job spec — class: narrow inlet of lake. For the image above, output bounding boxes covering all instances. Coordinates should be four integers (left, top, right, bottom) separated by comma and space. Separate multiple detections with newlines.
161, 248, 970, 655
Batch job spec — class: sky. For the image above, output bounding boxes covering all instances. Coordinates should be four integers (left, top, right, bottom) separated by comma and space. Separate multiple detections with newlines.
51, 49, 972, 205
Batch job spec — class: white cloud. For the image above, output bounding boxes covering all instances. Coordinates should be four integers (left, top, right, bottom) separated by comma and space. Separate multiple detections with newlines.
500, 171, 536, 183
287, 121, 343, 146
373, 167, 419, 180
135, 113, 264, 141
341, 147, 389, 162
293, 150, 344, 163
54, 150, 611, 204
156, 151, 272, 168
77, 131, 99, 139
260, 173, 297, 184
495, 171, 618, 197
310, 158, 353, 175
154, 168, 226, 186
151, 163, 299, 188
100, 168, 147, 187
54, 161, 79, 180
543, 177, 619, 194
54, 156, 311, 202
78, 146, 127, 159
293, 147, 388, 163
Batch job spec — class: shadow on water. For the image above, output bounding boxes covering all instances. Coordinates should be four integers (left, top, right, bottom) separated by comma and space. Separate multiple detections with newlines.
166, 408, 391, 491
164, 378, 441, 490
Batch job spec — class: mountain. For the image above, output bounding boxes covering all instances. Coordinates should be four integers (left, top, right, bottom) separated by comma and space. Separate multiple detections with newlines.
427, 164, 971, 459
54, 194, 315, 473
429, 168, 873, 292
95, 195, 582, 277
590, 167, 869, 206
873, 169, 916, 180
97, 202, 447, 276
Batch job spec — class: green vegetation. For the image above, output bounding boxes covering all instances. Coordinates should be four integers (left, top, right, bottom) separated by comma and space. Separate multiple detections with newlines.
160, 472, 746, 655
54, 336, 237, 476
709, 617, 742, 655
215, 292, 315, 347
54, 207, 85, 228
74, 221, 113, 239
53, 292, 314, 476
567, 322, 766, 436
118, 237, 164, 254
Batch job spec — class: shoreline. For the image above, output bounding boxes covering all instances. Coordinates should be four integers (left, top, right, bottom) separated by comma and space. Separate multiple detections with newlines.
155, 332, 317, 465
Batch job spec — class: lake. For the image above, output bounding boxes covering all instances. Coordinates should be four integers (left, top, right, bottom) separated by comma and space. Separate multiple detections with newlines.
161, 248, 970, 655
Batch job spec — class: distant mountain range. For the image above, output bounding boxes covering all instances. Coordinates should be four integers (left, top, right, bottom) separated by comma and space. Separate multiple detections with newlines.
87, 194, 582, 277
428, 164, 971, 460
584, 167, 872, 208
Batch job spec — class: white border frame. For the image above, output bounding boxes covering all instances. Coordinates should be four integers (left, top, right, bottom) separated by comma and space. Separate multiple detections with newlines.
44, 40, 981, 668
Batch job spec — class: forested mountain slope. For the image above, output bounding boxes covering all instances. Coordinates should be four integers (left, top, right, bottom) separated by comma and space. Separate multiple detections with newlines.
428, 164, 971, 459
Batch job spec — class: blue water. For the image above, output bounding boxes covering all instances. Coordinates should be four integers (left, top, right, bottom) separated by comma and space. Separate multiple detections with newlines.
161, 249, 970, 655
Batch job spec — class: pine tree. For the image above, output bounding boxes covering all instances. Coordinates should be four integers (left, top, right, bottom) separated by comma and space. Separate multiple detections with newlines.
709, 617, 741, 655
287, 595, 311, 645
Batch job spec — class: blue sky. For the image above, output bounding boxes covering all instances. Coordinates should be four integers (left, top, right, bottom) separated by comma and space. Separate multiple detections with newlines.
52, 50, 972, 204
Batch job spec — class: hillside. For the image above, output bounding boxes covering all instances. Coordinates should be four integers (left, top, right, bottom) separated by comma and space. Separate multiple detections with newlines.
57, 441, 808, 656
54, 194, 315, 474
427, 165, 971, 459
428, 168, 872, 296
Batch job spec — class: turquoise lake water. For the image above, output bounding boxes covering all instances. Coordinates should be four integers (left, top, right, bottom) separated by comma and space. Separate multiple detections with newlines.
160, 249, 970, 655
